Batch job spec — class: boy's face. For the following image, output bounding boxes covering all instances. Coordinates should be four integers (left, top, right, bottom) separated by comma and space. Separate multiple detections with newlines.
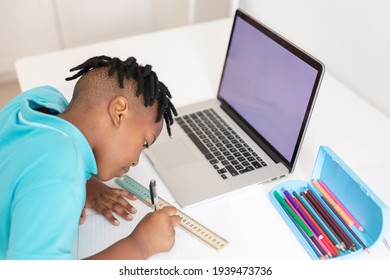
94, 98, 164, 181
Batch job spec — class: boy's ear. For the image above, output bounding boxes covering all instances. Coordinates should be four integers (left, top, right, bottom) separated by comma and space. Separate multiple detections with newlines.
108, 96, 128, 128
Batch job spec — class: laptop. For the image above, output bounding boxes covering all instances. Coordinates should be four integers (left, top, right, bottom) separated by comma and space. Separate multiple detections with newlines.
144, 9, 325, 207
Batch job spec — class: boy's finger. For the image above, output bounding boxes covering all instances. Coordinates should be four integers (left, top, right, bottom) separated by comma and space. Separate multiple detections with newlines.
115, 196, 137, 214
161, 205, 177, 216
115, 188, 137, 200
171, 214, 181, 226
111, 203, 135, 221
161, 206, 181, 226
102, 209, 120, 226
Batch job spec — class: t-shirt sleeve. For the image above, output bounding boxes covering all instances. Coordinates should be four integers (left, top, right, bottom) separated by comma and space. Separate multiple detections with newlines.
6, 140, 86, 260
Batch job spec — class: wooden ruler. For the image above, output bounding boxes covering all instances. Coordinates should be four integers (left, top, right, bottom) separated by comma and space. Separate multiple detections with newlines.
115, 175, 229, 251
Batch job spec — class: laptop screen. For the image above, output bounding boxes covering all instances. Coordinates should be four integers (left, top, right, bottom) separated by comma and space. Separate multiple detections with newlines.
218, 10, 323, 170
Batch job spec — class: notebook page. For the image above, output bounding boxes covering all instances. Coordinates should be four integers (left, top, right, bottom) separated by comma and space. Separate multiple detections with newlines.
77, 199, 147, 259
77, 197, 241, 260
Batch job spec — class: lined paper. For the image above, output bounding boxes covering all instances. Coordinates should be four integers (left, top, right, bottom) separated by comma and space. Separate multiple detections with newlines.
77, 199, 147, 259
77, 197, 241, 259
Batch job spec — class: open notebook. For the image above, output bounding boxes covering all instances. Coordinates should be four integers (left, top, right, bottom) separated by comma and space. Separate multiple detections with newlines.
76, 183, 241, 260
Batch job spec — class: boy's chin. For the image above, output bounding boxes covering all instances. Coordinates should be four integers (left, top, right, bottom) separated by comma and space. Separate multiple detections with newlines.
94, 166, 129, 181
93, 173, 114, 182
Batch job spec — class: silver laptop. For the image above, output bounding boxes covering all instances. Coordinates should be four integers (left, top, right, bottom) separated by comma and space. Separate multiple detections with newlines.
144, 9, 325, 207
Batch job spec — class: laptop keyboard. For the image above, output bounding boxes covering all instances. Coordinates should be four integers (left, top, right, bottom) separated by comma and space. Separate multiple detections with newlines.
175, 108, 267, 179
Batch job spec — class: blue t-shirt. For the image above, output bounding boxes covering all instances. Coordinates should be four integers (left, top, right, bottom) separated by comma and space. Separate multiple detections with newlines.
0, 86, 97, 259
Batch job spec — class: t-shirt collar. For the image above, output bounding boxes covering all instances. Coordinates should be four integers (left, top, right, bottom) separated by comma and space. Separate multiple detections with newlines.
19, 90, 98, 179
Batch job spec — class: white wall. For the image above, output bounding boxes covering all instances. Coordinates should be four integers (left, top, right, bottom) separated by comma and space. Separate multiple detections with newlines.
55, 0, 190, 49
239, 0, 390, 119
0, 0, 231, 83
0, 0, 60, 82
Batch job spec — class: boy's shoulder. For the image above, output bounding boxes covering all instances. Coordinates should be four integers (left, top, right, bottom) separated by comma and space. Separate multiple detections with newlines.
1, 85, 68, 116
21, 85, 68, 109
1, 85, 97, 178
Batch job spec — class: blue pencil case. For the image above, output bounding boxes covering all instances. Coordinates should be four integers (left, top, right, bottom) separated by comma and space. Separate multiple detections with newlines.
269, 146, 389, 259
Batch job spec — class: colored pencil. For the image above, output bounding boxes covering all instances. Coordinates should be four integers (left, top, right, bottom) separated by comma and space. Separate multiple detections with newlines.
304, 189, 350, 249
305, 189, 356, 251
312, 179, 354, 228
293, 193, 339, 257
273, 190, 326, 259
318, 180, 364, 232
284, 190, 323, 239
273, 191, 313, 237
302, 190, 349, 251
295, 191, 343, 252
285, 197, 332, 258
321, 196, 368, 253
301, 190, 345, 249
290, 212, 326, 259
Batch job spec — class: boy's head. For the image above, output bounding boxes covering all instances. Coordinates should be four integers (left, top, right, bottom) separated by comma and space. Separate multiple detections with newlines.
64, 56, 177, 181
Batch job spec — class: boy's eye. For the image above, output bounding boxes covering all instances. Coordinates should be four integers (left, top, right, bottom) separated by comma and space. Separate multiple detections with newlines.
143, 141, 149, 149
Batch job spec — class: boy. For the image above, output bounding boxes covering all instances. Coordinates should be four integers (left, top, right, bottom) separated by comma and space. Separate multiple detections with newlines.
0, 55, 181, 259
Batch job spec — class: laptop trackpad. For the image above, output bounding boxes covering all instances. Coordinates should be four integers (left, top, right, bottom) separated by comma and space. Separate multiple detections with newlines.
153, 139, 197, 169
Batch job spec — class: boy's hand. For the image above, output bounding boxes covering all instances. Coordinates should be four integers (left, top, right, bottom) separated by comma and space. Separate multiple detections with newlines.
82, 177, 138, 225
129, 206, 181, 258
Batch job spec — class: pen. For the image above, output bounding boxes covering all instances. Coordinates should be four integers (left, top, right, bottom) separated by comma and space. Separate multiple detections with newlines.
273, 191, 313, 237
273, 190, 326, 258
283, 190, 323, 239
149, 179, 158, 211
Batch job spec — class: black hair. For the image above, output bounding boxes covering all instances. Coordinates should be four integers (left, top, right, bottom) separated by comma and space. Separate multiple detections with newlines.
65, 55, 177, 136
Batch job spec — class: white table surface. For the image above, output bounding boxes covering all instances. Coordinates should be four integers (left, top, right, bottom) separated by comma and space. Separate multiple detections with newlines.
15, 18, 390, 260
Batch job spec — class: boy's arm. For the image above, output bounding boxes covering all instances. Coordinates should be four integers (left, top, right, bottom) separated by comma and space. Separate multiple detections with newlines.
84, 177, 138, 225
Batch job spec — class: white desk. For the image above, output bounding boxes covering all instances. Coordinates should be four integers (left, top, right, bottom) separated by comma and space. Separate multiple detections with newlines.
16, 18, 390, 260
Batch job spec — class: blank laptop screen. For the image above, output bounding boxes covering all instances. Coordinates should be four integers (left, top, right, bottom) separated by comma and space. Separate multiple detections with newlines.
218, 15, 319, 164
